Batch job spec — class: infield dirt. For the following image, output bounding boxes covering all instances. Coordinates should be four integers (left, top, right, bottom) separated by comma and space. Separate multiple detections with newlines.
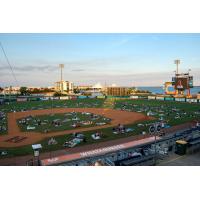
0, 108, 150, 147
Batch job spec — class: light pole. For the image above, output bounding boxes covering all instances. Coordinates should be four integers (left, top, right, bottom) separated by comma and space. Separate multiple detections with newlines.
174, 59, 180, 75
59, 64, 64, 93
59, 64, 64, 82
187, 69, 192, 97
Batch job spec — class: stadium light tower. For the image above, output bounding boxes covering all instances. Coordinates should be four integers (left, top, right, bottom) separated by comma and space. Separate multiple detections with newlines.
59, 64, 64, 93
174, 59, 180, 75
59, 64, 64, 82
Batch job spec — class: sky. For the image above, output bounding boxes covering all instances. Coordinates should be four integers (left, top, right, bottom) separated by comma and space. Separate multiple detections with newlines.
0, 33, 200, 87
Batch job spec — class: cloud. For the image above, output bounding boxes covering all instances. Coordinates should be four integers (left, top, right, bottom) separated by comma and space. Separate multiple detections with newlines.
0, 54, 136, 75
0, 65, 58, 72
70, 69, 200, 87
0, 58, 199, 87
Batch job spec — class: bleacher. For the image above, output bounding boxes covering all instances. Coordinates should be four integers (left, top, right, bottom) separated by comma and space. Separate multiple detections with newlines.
50, 126, 200, 166
115, 155, 155, 166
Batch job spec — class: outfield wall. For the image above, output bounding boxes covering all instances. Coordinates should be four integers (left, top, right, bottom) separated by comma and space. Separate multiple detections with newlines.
0, 94, 200, 104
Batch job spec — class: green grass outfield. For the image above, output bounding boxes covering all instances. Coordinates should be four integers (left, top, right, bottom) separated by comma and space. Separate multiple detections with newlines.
114, 99, 200, 126
0, 98, 199, 158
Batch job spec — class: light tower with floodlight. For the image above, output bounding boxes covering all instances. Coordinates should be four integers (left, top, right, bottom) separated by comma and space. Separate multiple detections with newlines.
174, 59, 180, 75
59, 64, 64, 93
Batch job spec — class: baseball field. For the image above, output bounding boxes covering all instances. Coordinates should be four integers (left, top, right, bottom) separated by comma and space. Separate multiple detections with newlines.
0, 98, 199, 158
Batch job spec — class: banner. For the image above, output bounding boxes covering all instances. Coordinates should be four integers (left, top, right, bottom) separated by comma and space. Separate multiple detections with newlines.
148, 96, 156, 100
175, 98, 185, 102
130, 96, 138, 99
156, 96, 164, 100
165, 97, 174, 101
60, 96, 69, 100
17, 98, 27, 102
186, 98, 198, 103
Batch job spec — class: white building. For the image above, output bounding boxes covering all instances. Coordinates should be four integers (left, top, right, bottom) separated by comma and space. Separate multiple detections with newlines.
55, 81, 74, 94
1, 86, 20, 95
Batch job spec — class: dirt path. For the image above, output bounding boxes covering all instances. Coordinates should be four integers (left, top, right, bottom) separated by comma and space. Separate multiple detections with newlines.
0, 108, 150, 147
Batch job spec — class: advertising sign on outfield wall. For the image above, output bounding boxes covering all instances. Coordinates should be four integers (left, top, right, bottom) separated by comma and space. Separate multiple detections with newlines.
60, 96, 69, 100
175, 98, 186, 102
148, 96, 156, 100
130, 96, 138, 99
53, 97, 59, 100
69, 96, 77, 100
97, 96, 106, 99
88, 96, 96, 99
156, 96, 165, 100
191, 99, 197, 103
29, 97, 39, 101
17, 98, 27, 102
186, 98, 198, 103
165, 97, 174, 101
40, 97, 49, 101
78, 96, 87, 99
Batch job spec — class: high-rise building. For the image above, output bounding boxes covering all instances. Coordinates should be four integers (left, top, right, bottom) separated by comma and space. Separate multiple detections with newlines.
55, 81, 74, 94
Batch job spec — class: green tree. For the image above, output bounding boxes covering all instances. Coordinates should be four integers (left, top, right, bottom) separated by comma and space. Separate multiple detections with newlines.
74, 88, 80, 94
20, 87, 28, 95
53, 91, 62, 97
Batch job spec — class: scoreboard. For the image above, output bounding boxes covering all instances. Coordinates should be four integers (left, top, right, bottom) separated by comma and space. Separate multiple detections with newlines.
172, 76, 193, 90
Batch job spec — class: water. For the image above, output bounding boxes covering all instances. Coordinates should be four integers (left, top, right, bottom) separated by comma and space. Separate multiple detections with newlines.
137, 86, 200, 95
